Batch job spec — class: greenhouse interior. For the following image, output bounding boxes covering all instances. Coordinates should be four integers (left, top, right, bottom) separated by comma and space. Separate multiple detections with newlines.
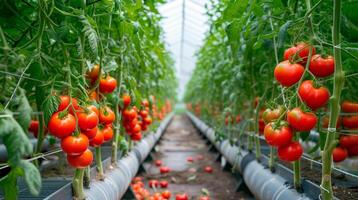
0, 0, 357, 200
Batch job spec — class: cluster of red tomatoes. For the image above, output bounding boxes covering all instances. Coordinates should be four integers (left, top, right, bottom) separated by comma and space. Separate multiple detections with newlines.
224, 113, 242, 126
332, 101, 358, 162
121, 95, 153, 141
262, 43, 336, 162
131, 176, 209, 200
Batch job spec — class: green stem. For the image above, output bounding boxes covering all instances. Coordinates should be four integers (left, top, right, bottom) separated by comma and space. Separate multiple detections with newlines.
95, 147, 104, 180
293, 133, 301, 190
269, 146, 275, 171
111, 68, 122, 166
83, 166, 90, 188
321, 0, 344, 199
72, 169, 85, 200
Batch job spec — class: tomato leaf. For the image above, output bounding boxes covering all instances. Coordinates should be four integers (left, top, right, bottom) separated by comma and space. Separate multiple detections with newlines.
277, 20, 291, 49
19, 160, 42, 196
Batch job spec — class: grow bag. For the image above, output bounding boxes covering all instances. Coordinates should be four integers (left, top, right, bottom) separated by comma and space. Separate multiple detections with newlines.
187, 112, 311, 200
82, 113, 173, 200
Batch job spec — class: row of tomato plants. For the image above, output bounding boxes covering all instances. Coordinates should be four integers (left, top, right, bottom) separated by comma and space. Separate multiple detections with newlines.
0, 0, 176, 199
185, 0, 357, 200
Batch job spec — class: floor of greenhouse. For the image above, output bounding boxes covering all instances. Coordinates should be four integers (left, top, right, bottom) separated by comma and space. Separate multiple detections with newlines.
134, 115, 254, 200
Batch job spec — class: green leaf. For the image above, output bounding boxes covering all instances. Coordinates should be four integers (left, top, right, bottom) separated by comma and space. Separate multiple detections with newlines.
19, 160, 42, 196
13, 89, 32, 132
277, 20, 291, 49
42, 95, 60, 124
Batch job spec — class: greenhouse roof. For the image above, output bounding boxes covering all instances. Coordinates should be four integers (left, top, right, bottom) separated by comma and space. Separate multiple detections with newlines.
159, 0, 209, 99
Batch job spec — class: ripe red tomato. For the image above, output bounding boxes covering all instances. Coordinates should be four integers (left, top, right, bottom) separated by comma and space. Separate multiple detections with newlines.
87, 105, 99, 116
48, 112, 76, 138
142, 99, 150, 107
144, 117, 152, 125
160, 166, 171, 174
161, 190, 171, 199
262, 107, 284, 123
122, 109, 137, 121
341, 101, 358, 113
89, 129, 104, 147
132, 176, 142, 183
99, 75, 117, 94
278, 142, 303, 162
141, 124, 148, 131
284, 42, 316, 64
264, 123, 293, 147
187, 157, 194, 162
122, 94, 131, 108
199, 196, 210, 200
77, 110, 99, 130
28, 120, 47, 138
332, 147, 348, 162
175, 193, 188, 200
287, 108, 317, 131
83, 126, 97, 139
58, 96, 79, 112
339, 135, 358, 148
236, 115, 242, 123
88, 91, 98, 101
298, 80, 330, 110
148, 180, 159, 188
343, 116, 358, 129
140, 110, 148, 118
102, 125, 114, 141
258, 119, 265, 134
61, 133, 89, 155
309, 54, 334, 77
86, 64, 100, 81
204, 166, 213, 173
274, 60, 304, 87
99, 106, 115, 124
131, 124, 142, 134
155, 160, 162, 167
131, 132, 142, 141
347, 146, 358, 157
160, 180, 169, 188
67, 149, 93, 168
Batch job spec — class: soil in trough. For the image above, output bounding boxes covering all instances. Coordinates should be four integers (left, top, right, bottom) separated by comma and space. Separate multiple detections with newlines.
137, 115, 253, 200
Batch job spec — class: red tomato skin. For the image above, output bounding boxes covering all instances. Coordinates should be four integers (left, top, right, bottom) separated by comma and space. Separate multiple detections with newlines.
175, 193, 189, 200
67, 149, 93, 168
77, 110, 99, 130
258, 119, 265, 134
341, 101, 358, 113
89, 129, 104, 147
86, 64, 100, 81
87, 105, 99, 116
333, 147, 348, 162
29, 120, 39, 138
347, 146, 358, 157
264, 123, 293, 147
131, 132, 142, 141
155, 160, 162, 167
48, 112, 76, 138
144, 117, 152, 125
342, 116, 358, 129
287, 108, 317, 131
148, 180, 159, 188
204, 166, 213, 173
199, 196, 210, 200
284, 43, 316, 64
262, 107, 283, 124
122, 94, 131, 108
309, 54, 334, 77
83, 126, 97, 139
139, 110, 148, 118
298, 80, 330, 110
102, 126, 114, 141
58, 96, 80, 113
159, 166, 170, 174
61, 133, 89, 155
99, 75, 117, 94
161, 190, 171, 199
99, 106, 115, 124
274, 61, 304, 87
142, 99, 150, 107
278, 142, 303, 162
122, 109, 137, 121
159, 181, 169, 188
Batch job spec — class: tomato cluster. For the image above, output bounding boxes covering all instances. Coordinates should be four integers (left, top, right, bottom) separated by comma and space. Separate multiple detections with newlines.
131, 176, 172, 200
121, 95, 153, 141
